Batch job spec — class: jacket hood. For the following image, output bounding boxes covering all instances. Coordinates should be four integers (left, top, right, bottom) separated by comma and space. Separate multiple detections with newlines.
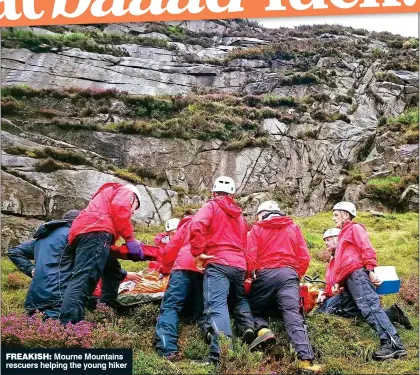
341, 220, 366, 233
213, 196, 243, 218
33, 220, 72, 239
255, 216, 294, 229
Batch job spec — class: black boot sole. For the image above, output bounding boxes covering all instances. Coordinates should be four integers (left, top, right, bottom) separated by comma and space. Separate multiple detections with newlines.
249, 332, 276, 352
391, 304, 413, 330
373, 349, 408, 361
242, 329, 255, 345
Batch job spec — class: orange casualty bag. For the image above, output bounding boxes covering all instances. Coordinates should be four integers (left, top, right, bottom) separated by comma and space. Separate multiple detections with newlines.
120, 269, 169, 295
299, 276, 326, 314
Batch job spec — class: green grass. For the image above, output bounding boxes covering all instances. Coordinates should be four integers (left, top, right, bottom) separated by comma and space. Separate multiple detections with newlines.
2, 86, 306, 149
388, 107, 419, 126
1, 212, 418, 374
365, 174, 418, 208
378, 107, 419, 145
368, 176, 401, 185
376, 72, 404, 85
280, 72, 320, 86
113, 168, 144, 185
2, 28, 177, 56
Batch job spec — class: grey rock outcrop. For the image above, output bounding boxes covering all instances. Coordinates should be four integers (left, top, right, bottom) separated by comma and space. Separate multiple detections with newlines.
1, 171, 47, 217
1, 214, 44, 254
1, 20, 418, 230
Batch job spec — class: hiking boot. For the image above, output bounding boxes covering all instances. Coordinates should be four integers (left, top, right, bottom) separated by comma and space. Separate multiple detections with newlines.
249, 328, 276, 352
389, 304, 413, 330
373, 338, 407, 360
297, 360, 323, 373
242, 328, 255, 344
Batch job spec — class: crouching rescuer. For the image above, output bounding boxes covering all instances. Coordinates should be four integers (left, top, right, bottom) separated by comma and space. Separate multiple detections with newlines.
155, 214, 206, 360
317, 228, 412, 331
190, 176, 255, 365
8, 210, 80, 320
246, 201, 322, 373
331, 201, 407, 360
59, 183, 144, 324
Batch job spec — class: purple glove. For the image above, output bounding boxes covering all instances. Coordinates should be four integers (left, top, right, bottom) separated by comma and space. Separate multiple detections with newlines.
126, 240, 144, 261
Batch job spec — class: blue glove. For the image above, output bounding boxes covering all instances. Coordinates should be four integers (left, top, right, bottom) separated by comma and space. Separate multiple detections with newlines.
126, 240, 144, 260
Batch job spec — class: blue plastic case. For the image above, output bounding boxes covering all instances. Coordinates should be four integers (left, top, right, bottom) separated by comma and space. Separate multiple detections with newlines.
374, 266, 401, 295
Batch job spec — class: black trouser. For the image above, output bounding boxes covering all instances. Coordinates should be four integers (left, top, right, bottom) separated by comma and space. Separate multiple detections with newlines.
345, 268, 398, 341
59, 232, 118, 324
155, 270, 206, 357
248, 267, 314, 360
316, 290, 394, 323
204, 263, 254, 361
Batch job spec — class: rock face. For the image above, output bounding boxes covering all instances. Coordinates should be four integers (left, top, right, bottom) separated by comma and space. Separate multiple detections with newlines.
1, 132, 180, 225
400, 185, 419, 212
1, 171, 47, 217
1, 214, 44, 254
1, 20, 418, 239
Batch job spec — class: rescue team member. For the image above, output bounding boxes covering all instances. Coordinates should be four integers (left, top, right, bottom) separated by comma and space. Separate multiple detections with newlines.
155, 214, 207, 360
317, 228, 412, 331
190, 176, 254, 365
331, 202, 407, 360
246, 201, 321, 373
154, 218, 181, 263
8, 210, 80, 319
59, 183, 144, 324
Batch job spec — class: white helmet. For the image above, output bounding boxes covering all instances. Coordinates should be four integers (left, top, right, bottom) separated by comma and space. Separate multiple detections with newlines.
323, 228, 341, 240
165, 218, 180, 232
257, 200, 281, 215
212, 176, 236, 194
125, 184, 141, 210
333, 201, 357, 218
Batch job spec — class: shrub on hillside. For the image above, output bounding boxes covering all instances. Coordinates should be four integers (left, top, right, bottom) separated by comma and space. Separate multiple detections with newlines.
1, 97, 23, 115
113, 168, 143, 184
40, 147, 91, 165
6, 273, 30, 290
335, 94, 353, 104
379, 107, 419, 145
399, 275, 419, 309
2, 28, 129, 57
34, 158, 67, 173
384, 60, 419, 72
127, 304, 160, 329
376, 72, 404, 84
2, 313, 94, 348
217, 335, 263, 375
225, 136, 270, 151
128, 166, 166, 184
4, 146, 29, 156
2, 311, 133, 349
172, 204, 203, 218
133, 352, 180, 375
366, 173, 418, 208
179, 326, 208, 360
280, 73, 320, 86
366, 176, 402, 199
85, 303, 117, 324
388, 107, 419, 126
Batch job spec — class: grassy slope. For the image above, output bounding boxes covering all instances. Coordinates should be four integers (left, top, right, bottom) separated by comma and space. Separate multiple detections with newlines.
1, 212, 418, 374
